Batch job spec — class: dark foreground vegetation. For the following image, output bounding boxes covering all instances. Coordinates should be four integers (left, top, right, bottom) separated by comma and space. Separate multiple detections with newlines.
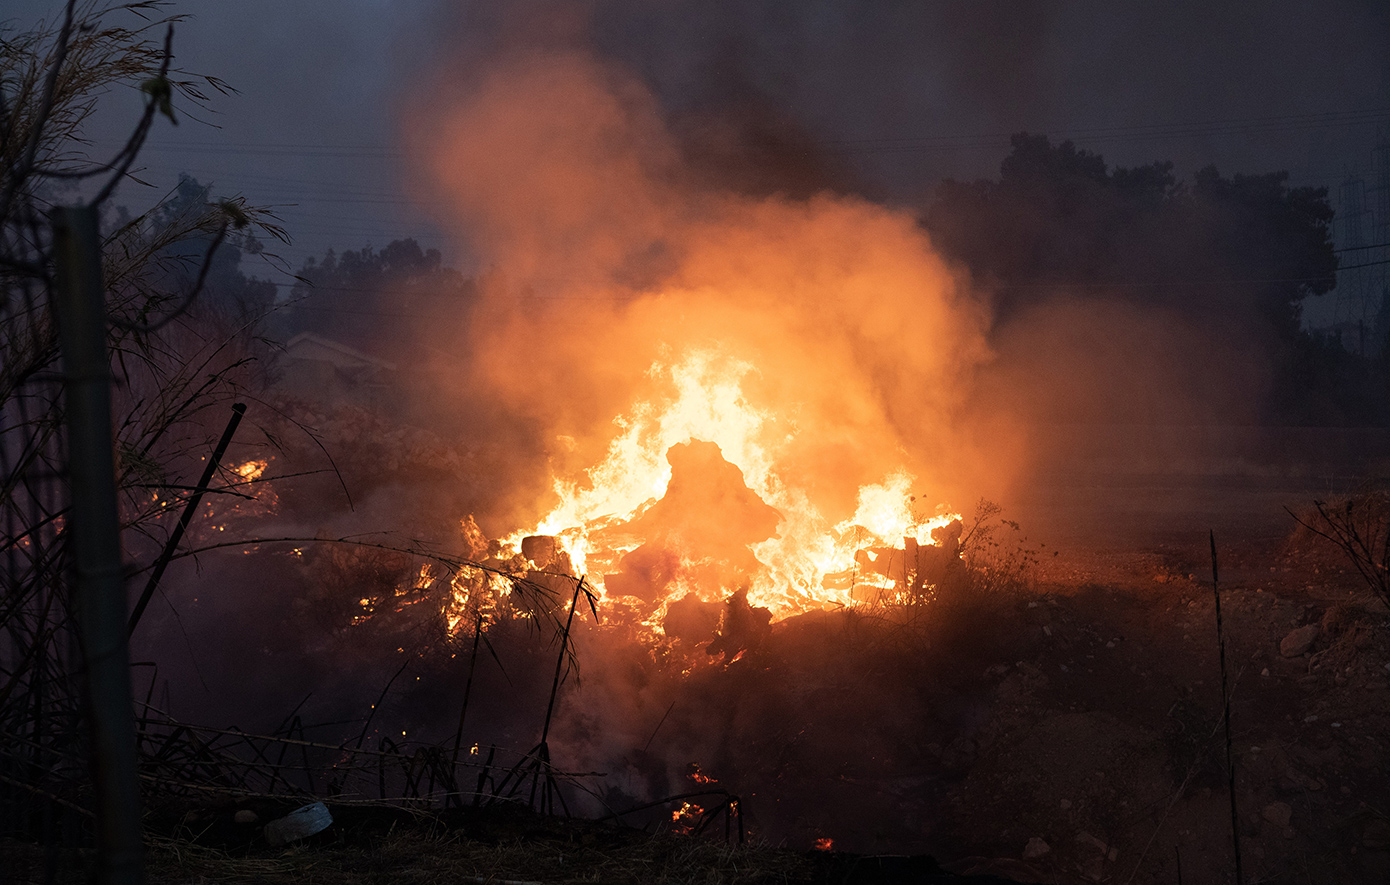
4, 4, 1390, 885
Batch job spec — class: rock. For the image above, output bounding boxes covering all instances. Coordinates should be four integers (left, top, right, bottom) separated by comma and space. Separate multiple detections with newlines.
1261, 801, 1292, 829
233, 809, 259, 825
941, 735, 977, 771
1363, 819, 1390, 850
1280, 625, 1319, 657
1079, 855, 1106, 881
1022, 837, 1051, 859
949, 858, 1047, 881
1076, 831, 1109, 854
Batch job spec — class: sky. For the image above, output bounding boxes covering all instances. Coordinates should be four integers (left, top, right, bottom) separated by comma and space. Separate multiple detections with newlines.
7, 0, 1390, 323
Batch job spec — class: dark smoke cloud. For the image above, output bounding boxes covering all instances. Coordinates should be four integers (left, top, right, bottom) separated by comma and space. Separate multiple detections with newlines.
421, 0, 1388, 199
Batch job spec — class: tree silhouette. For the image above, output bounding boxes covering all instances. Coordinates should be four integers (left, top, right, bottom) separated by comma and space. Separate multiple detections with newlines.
277, 238, 473, 356
924, 133, 1359, 423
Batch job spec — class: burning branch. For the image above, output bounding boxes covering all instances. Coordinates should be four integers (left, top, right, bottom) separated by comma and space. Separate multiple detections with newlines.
488, 577, 599, 816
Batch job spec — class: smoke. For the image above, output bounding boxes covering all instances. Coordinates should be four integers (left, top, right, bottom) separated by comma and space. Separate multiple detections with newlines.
123, 0, 1385, 843
389, 0, 1385, 517
382, 25, 1004, 822
416, 0, 1389, 191
405, 48, 996, 522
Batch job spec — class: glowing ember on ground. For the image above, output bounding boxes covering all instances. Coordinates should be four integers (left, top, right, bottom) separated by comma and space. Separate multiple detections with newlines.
231, 458, 269, 482
671, 801, 703, 831
687, 763, 717, 785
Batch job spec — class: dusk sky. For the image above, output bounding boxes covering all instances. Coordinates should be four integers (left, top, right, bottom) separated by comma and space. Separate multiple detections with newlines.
9, 1, 1390, 322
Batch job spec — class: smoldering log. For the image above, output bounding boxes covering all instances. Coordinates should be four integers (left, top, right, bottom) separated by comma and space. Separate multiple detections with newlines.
705, 586, 772, 660
662, 592, 721, 643
605, 440, 782, 602
829, 518, 966, 597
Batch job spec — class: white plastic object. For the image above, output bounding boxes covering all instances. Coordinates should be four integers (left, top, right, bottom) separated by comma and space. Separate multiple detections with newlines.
264, 801, 333, 846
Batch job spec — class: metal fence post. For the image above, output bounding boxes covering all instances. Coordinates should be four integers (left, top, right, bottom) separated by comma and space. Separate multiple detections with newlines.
52, 205, 144, 885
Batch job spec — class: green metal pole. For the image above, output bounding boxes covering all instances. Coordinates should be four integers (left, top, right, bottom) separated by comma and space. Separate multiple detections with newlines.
52, 205, 144, 885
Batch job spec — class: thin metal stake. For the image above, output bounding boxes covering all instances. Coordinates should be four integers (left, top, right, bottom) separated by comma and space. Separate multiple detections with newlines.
1210, 531, 1243, 885
127, 402, 246, 636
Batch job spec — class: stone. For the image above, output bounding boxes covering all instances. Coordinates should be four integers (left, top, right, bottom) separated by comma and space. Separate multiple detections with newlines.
1363, 819, 1390, 851
1280, 624, 1319, 657
1079, 855, 1106, 881
1076, 831, 1109, 854
233, 809, 258, 825
1022, 837, 1051, 859
1261, 801, 1293, 829
941, 736, 977, 771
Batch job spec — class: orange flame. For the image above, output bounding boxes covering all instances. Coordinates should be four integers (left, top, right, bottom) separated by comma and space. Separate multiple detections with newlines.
501, 349, 959, 626
409, 51, 995, 637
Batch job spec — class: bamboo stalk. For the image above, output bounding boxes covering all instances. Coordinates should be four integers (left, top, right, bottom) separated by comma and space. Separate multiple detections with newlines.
52, 203, 144, 885
448, 613, 484, 808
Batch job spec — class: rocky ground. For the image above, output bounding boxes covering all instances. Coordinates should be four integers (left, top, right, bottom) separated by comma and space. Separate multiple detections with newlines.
934, 532, 1390, 885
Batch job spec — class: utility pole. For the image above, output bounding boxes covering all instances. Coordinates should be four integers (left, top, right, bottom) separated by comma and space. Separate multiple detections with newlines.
51, 205, 144, 885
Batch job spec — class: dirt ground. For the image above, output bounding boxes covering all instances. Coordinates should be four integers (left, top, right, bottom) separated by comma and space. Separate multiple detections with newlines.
545, 472, 1390, 885
734, 472, 1390, 885
8, 474, 1387, 885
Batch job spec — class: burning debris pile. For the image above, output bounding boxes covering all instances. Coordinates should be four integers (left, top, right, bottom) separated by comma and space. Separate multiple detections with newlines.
112, 39, 1014, 862
445, 425, 966, 654
384, 47, 1009, 658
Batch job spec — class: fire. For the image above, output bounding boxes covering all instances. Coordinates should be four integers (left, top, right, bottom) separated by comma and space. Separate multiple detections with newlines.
231, 458, 268, 483
671, 801, 703, 831
407, 51, 1000, 644
495, 348, 960, 631
686, 763, 717, 785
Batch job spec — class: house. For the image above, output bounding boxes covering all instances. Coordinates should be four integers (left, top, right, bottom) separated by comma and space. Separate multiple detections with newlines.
275, 332, 398, 412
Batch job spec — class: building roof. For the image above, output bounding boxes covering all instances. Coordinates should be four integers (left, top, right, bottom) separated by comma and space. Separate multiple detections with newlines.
282, 332, 397, 373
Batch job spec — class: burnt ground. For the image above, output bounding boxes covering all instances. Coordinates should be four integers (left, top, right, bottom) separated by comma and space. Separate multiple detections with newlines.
534, 472, 1390, 885
6, 475, 1388, 885
697, 472, 1390, 885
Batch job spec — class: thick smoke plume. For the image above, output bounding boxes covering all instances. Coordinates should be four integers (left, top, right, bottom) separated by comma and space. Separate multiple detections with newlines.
392, 46, 1006, 821
407, 50, 996, 525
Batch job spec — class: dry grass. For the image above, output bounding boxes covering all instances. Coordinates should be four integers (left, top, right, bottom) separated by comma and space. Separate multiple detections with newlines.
140, 826, 814, 885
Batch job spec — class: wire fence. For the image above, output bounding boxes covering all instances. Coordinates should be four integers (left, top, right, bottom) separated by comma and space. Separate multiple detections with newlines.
0, 192, 91, 878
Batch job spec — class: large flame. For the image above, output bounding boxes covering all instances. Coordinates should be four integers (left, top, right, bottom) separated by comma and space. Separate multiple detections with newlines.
501, 347, 960, 624
405, 50, 996, 633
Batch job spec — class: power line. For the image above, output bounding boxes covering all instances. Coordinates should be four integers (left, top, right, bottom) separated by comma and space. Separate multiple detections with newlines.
130, 105, 1390, 161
